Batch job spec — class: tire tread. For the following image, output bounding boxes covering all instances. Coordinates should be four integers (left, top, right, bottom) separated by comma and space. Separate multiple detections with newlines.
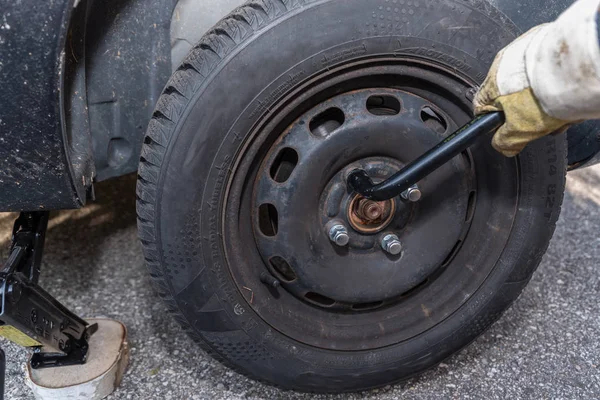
136, 0, 303, 388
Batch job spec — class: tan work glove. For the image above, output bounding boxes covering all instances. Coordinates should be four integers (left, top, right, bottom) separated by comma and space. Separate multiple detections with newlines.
474, 0, 600, 157
474, 26, 570, 157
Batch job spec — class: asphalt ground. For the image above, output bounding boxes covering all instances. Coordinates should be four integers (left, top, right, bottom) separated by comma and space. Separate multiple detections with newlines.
1, 166, 600, 399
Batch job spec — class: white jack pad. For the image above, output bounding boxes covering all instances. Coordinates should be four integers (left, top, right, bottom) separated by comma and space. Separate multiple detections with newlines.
24, 319, 129, 400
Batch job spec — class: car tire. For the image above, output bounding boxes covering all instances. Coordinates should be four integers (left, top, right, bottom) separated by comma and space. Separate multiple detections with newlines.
137, 0, 566, 392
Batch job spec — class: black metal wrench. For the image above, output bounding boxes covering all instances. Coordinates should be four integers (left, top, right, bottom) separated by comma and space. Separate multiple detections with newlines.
347, 112, 505, 201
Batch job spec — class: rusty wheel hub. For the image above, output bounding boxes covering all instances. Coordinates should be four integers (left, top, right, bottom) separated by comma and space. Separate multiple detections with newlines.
348, 195, 395, 234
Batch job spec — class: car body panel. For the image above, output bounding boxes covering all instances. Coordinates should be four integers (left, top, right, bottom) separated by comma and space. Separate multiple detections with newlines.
0, 0, 86, 212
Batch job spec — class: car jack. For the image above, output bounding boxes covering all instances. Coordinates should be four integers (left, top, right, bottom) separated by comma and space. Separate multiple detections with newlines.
0, 212, 97, 399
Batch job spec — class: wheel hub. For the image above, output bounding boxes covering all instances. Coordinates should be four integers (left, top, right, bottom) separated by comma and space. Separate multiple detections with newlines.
348, 195, 395, 234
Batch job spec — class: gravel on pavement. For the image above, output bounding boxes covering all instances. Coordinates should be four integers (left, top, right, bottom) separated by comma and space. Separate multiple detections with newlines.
1, 166, 600, 400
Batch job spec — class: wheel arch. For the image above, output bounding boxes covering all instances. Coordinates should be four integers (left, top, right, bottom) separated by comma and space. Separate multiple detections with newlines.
75, 0, 247, 182
0, 0, 179, 211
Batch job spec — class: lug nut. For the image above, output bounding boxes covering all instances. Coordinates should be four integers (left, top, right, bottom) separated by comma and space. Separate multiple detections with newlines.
401, 185, 422, 203
381, 234, 402, 255
329, 224, 350, 247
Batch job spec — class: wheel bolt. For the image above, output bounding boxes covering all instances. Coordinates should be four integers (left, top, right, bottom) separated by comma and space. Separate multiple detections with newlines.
329, 224, 350, 247
401, 185, 422, 203
358, 199, 384, 221
381, 234, 402, 255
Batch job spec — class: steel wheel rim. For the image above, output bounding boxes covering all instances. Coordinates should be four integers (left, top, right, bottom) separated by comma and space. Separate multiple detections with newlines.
222, 58, 519, 350
253, 87, 475, 309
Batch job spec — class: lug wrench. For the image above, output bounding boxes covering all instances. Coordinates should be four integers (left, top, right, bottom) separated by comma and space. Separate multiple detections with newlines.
347, 112, 505, 201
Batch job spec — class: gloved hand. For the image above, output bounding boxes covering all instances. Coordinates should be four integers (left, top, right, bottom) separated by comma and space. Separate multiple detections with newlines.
474, 0, 600, 157
474, 26, 571, 157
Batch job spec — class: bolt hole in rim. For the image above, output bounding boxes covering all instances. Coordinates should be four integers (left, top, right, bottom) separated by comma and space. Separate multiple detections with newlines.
224, 58, 519, 350
421, 105, 448, 134
257, 204, 278, 237
309, 107, 345, 137
366, 95, 401, 116
270, 147, 299, 183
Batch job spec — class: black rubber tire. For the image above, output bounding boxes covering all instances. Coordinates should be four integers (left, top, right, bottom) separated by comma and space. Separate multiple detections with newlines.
137, 0, 567, 392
